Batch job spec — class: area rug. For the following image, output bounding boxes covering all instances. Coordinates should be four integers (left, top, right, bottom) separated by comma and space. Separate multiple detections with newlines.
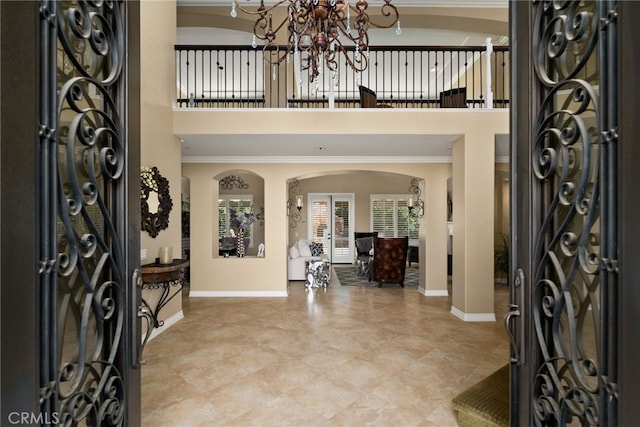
335, 265, 418, 287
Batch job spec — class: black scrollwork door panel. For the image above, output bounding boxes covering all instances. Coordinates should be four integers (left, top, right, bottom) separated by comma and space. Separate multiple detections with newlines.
38, 1, 139, 425
511, 1, 618, 425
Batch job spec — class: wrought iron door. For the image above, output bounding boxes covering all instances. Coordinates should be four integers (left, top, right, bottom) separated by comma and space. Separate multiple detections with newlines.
508, 1, 618, 425
38, 1, 140, 425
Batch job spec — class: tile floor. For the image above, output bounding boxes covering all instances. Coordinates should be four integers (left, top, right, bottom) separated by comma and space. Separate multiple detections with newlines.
141, 266, 510, 426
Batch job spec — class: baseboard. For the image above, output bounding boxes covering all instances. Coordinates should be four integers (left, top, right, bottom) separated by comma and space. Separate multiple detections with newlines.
450, 306, 496, 322
419, 287, 449, 297
495, 277, 508, 285
190, 290, 289, 297
148, 310, 184, 341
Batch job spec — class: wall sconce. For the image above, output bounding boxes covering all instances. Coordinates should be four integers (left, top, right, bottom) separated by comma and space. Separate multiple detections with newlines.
408, 178, 424, 218
287, 179, 303, 228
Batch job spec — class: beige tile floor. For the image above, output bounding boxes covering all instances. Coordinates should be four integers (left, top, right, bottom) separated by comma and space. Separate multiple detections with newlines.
141, 266, 510, 426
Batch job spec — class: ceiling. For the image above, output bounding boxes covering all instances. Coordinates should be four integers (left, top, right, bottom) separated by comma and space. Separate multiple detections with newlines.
178, 132, 510, 163
176, 0, 510, 163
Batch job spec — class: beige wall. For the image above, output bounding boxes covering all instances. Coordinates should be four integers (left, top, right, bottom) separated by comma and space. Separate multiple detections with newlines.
495, 162, 510, 241
290, 171, 433, 241
182, 162, 453, 297
178, 109, 509, 317
140, 0, 183, 326
141, 0, 508, 328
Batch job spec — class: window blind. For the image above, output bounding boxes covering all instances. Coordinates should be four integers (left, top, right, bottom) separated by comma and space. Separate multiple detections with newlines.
311, 200, 329, 246
371, 195, 419, 241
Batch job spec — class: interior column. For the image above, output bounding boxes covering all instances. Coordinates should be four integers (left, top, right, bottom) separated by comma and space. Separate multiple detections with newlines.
422, 167, 450, 296
451, 131, 496, 321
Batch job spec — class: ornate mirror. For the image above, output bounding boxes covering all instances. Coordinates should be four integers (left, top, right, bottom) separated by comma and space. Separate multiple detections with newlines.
141, 166, 172, 238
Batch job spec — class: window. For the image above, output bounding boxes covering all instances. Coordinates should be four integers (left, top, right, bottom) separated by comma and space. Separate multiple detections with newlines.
371, 195, 419, 243
218, 195, 253, 245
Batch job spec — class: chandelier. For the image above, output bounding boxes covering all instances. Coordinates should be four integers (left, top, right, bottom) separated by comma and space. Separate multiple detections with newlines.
231, 0, 401, 82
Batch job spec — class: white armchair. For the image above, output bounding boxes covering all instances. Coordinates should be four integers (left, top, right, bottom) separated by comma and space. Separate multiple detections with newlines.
287, 239, 327, 280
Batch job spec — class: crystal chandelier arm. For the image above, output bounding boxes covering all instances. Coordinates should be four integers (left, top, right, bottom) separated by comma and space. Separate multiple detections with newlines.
346, 0, 399, 30
363, 0, 399, 29
259, 16, 303, 67
248, 12, 290, 45
235, 0, 291, 46
331, 38, 368, 73
233, 0, 290, 17
256, 14, 293, 44
239, 5, 295, 66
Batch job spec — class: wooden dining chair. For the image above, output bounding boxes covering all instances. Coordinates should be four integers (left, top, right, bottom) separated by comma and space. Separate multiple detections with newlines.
439, 87, 468, 108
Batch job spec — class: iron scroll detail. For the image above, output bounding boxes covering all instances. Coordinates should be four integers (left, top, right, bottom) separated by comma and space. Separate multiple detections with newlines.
45, 0, 128, 425
530, 1, 612, 425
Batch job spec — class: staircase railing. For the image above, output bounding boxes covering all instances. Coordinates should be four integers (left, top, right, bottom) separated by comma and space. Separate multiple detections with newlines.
175, 43, 509, 109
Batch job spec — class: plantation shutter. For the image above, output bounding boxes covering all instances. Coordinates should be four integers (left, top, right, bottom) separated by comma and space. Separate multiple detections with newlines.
398, 198, 420, 241
397, 199, 410, 238
372, 198, 395, 236
372, 196, 420, 241
333, 199, 350, 257
218, 202, 227, 239
311, 199, 329, 247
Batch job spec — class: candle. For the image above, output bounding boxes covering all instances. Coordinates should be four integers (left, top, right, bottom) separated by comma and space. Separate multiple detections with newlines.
159, 246, 172, 264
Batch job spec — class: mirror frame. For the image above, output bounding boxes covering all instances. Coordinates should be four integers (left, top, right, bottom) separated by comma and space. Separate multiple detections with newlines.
141, 166, 172, 238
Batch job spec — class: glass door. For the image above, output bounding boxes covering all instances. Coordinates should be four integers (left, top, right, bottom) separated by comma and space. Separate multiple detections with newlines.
308, 194, 354, 263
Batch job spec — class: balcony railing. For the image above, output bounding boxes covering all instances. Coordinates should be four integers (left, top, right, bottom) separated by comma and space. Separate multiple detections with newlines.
175, 44, 509, 109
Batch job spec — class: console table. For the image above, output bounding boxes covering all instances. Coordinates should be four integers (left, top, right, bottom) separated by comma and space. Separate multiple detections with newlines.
140, 258, 189, 328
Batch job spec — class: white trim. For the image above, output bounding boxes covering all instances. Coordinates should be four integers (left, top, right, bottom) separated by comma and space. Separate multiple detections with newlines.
182, 155, 452, 164
450, 305, 496, 322
147, 310, 184, 341
420, 288, 449, 297
189, 290, 289, 297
